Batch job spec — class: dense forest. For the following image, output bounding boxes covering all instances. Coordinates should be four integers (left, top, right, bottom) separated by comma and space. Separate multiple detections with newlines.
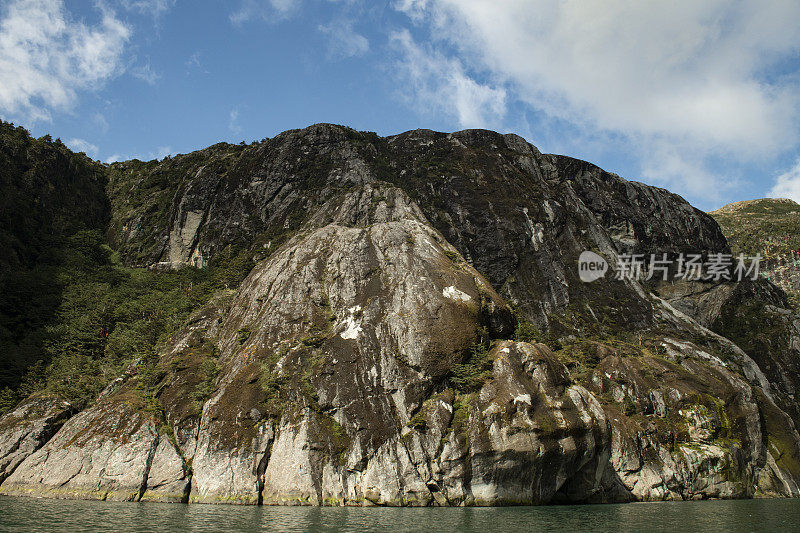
0, 121, 251, 414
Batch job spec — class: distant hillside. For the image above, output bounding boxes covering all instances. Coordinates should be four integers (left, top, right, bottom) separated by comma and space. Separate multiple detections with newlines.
711, 198, 800, 301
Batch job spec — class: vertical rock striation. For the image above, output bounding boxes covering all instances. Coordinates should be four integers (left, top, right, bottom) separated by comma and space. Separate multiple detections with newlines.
2, 124, 800, 504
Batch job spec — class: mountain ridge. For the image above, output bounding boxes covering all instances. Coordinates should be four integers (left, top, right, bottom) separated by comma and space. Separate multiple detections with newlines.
713, 197, 799, 214
1, 121, 800, 505
711, 197, 800, 302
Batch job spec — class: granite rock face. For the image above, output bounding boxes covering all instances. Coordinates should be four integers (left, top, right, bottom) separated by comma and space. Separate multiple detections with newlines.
1, 384, 190, 502
0, 397, 73, 485
2, 124, 800, 505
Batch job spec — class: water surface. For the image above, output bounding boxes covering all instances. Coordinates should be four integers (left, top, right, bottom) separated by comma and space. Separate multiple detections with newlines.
1, 496, 799, 532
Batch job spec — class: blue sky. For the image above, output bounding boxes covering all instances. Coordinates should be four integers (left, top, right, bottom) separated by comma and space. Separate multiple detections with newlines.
1, 0, 800, 211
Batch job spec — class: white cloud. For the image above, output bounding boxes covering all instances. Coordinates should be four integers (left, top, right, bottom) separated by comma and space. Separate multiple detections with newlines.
185, 51, 209, 75
318, 19, 369, 59
390, 29, 506, 129
639, 141, 741, 204
104, 145, 172, 163
92, 112, 109, 134
229, 108, 242, 134
155, 145, 172, 159
395, 0, 800, 198
66, 137, 98, 157
392, 0, 431, 22
230, 0, 299, 25
130, 58, 160, 85
769, 159, 800, 203
121, 0, 175, 20
0, 0, 131, 122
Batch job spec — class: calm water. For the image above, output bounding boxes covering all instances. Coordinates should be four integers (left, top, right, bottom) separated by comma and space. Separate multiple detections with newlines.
1, 496, 799, 532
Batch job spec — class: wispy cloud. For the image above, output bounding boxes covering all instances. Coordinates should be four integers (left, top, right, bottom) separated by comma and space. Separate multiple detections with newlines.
185, 51, 209, 75
0, 0, 131, 122
769, 159, 800, 203
390, 29, 506, 130
130, 57, 160, 85
395, 0, 800, 201
104, 145, 172, 164
318, 19, 369, 59
121, 0, 176, 20
229, 0, 299, 25
155, 145, 173, 159
92, 112, 109, 134
66, 137, 99, 158
229, 108, 242, 134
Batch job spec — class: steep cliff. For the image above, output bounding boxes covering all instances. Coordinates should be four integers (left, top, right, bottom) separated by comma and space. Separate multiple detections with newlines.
1, 123, 799, 505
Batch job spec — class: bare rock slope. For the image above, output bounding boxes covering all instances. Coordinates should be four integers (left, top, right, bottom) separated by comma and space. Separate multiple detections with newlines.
2, 124, 800, 505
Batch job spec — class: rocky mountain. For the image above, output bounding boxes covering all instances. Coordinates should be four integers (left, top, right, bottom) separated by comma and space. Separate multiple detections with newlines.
711, 198, 800, 302
1, 122, 800, 505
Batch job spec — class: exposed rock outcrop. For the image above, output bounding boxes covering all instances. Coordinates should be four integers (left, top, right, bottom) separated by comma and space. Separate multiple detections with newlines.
2, 124, 800, 505
0, 396, 73, 485
1, 384, 189, 502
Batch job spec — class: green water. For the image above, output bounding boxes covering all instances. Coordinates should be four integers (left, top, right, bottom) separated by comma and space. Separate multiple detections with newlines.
1, 496, 799, 532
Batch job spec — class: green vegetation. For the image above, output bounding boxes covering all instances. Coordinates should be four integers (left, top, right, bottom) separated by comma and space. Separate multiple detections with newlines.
259, 345, 290, 419
236, 328, 251, 345
105, 143, 243, 266
316, 413, 350, 465
408, 411, 428, 431
443, 249, 462, 263
192, 357, 220, 402
407, 396, 440, 431
514, 317, 540, 343
135, 353, 168, 416
756, 387, 800, 479
449, 392, 476, 445
257, 342, 326, 422
711, 198, 800, 303
711, 298, 795, 396
552, 340, 604, 383
0, 121, 109, 401
299, 325, 328, 348
450, 335, 494, 393
0, 121, 263, 415
713, 300, 787, 356
711, 198, 800, 259
0, 229, 254, 415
